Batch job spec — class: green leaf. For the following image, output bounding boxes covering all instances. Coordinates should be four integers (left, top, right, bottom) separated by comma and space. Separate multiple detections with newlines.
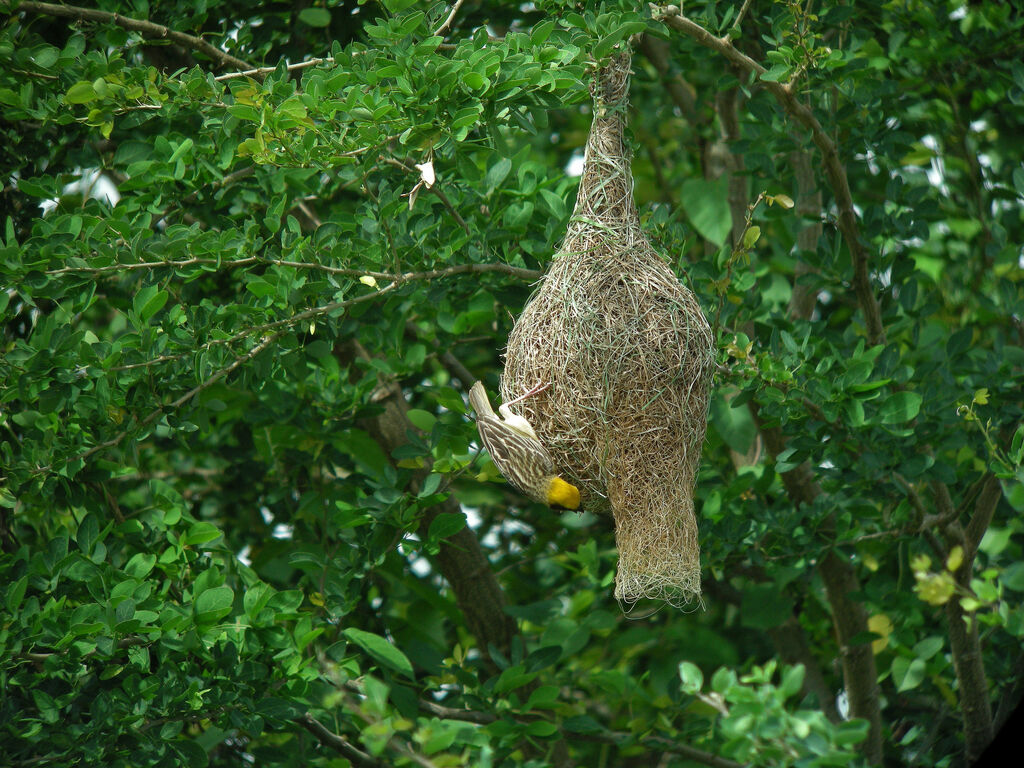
406, 408, 436, 431
834, 719, 870, 746
124, 552, 156, 578
539, 188, 567, 220
710, 391, 756, 454
760, 63, 790, 82
76, 513, 99, 555
912, 636, 944, 660
485, 156, 512, 194
593, 33, 620, 60
168, 138, 194, 163
66, 81, 98, 104
680, 177, 732, 246
525, 720, 558, 737
343, 627, 415, 678
463, 71, 488, 90
243, 583, 277, 617
1001, 478, 1024, 512
427, 511, 465, 543
891, 656, 926, 692
526, 684, 560, 710
563, 715, 603, 733
298, 7, 331, 27
418, 472, 443, 497
5, 574, 28, 614
742, 225, 761, 250
531, 20, 556, 46
679, 661, 703, 693
194, 585, 234, 625
1013, 167, 1024, 196
172, 738, 209, 768
879, 391, 923, 424
184, 522, 222, 546
396, 11, 425, 36
780, 665, 805, 698
246, 278, 277, 297
494, 665, 536, 693
1002, 562, 1024, 592
740, 583, 794, 629
133, 285, 169, 323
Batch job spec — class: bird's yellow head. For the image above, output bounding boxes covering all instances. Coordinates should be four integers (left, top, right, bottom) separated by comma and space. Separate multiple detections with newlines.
545, 476, 581, 511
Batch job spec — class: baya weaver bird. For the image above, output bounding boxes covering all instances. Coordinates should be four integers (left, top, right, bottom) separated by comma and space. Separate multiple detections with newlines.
468, 381, 581, 511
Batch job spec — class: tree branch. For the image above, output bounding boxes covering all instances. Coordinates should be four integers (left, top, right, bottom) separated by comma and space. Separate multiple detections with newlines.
5, 1, 253, 72
944, 474, 1000, 762
339, 341, 519, 665
636, 34, 699, 121
62, 331, 280, 470
652, 4, 885, 346
215, 57, 331, 82
48, 256, 541, 283
417, 700, 744, 768
753, 409, 883, 764
962, 474, 1000, 559
296, 714, 384, 768
787, 147, 824, 320
433, 0, 468, 37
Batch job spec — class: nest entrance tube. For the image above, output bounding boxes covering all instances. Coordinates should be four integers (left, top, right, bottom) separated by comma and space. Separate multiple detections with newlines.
502, 51, 715, 609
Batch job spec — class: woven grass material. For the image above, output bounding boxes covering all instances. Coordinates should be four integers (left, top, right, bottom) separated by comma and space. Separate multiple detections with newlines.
502, 50, 715, 608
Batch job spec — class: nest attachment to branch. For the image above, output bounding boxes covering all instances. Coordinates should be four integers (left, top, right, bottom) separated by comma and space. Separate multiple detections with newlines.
502, 51, 715, 608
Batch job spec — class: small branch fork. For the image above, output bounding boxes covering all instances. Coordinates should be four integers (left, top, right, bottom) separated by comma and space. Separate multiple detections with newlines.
298, 703, 744, 768
33, 261, 537, 478
46, 258, 542, 283
4, 1, 253, 72
651, 4, 885, 346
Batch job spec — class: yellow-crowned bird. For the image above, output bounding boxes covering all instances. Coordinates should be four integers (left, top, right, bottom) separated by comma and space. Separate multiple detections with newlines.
468, 381, 581, 510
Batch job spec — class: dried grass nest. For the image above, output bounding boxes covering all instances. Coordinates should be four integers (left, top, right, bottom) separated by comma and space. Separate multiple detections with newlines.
502, 50, 715, 608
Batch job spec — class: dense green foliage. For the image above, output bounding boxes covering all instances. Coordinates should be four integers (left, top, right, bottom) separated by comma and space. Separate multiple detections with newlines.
2, 1, 1023, 766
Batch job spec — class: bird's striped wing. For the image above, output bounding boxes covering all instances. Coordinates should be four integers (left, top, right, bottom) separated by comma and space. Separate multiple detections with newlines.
475, 413, 554, 499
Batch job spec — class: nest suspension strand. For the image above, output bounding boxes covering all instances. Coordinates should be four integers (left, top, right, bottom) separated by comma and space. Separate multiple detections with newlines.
502, 50, 715, 608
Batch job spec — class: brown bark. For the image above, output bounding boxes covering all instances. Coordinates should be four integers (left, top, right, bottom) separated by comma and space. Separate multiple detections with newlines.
339, 342, 517, 661
707, 576, 840, 722
637, 34, 699, 121
654, 5, 885, 346
6, 1, 253, 71
818, 549, 883, 758
944, 475, 1001, 762
768, 614, 842, 723
787, 149, 823, 320
757, 414, 884, 764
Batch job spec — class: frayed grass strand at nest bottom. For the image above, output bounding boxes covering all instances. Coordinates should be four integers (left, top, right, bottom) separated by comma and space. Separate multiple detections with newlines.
501, 51, 715, 609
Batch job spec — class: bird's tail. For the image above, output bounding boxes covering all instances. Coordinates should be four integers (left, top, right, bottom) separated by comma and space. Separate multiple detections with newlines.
468, 381, 495, 418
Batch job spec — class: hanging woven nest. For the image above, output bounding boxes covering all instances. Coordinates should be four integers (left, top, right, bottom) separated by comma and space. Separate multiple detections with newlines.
502, 50, 715, 608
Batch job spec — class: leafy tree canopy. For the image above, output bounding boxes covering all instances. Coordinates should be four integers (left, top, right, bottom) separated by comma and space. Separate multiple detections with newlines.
1, 1, 1022, 767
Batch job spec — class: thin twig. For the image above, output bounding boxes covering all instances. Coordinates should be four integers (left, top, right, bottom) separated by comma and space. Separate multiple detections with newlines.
48, 258, 542, 282
68, 332, 280, 469
433, 0, 468, 37
382, 157, 471, 235
636, 34, 699, 121
652, 4, 885, 346
6, 1, 252, 71
296, 714, 382, 768
733, 0, 755, 30
215, 57, 331, 82
417, 700, 743, 768
38, 259, 541, 471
